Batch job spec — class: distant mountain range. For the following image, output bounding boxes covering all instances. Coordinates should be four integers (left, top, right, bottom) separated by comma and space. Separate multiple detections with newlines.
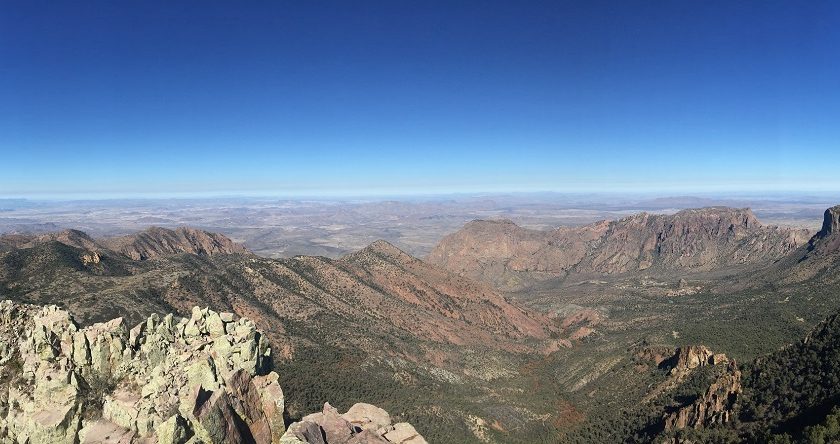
2, 205, 840, 442
0, 226, 249, 259
428, 207, 812, 291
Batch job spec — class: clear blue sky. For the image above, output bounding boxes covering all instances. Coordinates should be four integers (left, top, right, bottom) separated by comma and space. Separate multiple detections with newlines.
1, 1, 838, 197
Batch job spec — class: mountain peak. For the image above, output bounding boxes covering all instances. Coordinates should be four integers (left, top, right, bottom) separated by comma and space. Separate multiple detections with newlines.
818, 205, 840, 238
350, 240, 414, 263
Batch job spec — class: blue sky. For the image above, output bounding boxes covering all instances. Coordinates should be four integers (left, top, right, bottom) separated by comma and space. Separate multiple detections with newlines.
1, 1, 838, 197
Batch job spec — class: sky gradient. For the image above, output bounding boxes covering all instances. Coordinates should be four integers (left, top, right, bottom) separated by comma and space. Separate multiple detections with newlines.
1, 1, 839, 197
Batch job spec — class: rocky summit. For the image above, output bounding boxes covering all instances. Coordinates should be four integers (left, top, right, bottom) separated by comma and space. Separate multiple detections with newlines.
0, 301, 423, 444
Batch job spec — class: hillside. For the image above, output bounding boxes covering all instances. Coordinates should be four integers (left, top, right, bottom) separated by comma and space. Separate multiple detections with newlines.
428, 207, 810, 290
0, 228, 567, 442
2, 207, 840, 443
647, 304, 840, 443
760, 205, 840, 287
101, 226, 251, 260
0, 226, 250, 262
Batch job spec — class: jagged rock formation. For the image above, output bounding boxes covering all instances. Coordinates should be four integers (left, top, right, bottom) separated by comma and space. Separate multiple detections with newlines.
0, 234, 552, 442
817, 205, 840, 240
663, 362, 742, 431
102, 226, 250, 260
281, 402, 427, 444
642, 346, 730, 405
741, 205, 840, 288
790, 204, 840, 262
0, 301, 284, 443
0, 300, 428, 444
666, 346, 728, 376
428, 207, 810, 290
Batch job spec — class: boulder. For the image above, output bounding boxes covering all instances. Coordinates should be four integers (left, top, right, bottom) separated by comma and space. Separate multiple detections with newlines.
384, 423, 428, 444
343, 403, 392, 432
285, 402, 426, 444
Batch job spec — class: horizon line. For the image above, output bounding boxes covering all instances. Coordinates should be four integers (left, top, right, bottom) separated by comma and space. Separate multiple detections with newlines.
2, 188, 840, 202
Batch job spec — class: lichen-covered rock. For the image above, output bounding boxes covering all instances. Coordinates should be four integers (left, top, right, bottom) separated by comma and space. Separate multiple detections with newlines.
283, 402, 427, 444
0, 300, 283, 443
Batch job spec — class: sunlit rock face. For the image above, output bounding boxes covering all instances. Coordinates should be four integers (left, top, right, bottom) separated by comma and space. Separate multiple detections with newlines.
0, 301, 283, 443
0, 300, 427, 444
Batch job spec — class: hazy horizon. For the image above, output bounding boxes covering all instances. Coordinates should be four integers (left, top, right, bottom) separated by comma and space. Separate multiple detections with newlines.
2, 189, 840, 202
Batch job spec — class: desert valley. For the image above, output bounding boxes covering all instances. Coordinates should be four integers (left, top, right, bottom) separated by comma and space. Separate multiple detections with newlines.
2, 197, 840, 443
3, 1, 837, 442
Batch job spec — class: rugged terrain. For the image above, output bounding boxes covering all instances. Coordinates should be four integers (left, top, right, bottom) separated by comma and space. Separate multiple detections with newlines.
428, 207, 811, 291
0, 227, 572, 442
0, 300, 425, 443
1, 195, 830, 258
2, 204, 840, 442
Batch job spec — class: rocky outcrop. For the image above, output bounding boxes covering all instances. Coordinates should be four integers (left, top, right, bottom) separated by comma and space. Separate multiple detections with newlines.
0, 301, 428, 444
281, 402, 427, 444
744, 205, 840, 287
428, 207, 811, 290
0, 301, 283, 443
103, 227, 249, 260
805, 205, 840, 254
666, 346, 728, 376
818, 205, 840, 239
663, 362, 742, 430
80, 251, 101, 266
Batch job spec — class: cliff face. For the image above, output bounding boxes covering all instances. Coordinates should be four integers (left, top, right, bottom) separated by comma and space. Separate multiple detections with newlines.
428, 208, 810, 290
748, 205, 840, 287
807, 205, 840, 254
0, 301, 424, 444
663, 362, 742, 431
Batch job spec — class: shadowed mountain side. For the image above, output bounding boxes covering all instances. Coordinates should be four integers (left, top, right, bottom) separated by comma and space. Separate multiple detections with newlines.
428, 207, 811, 291
729, 205, 840, 291
0, 230, 565, 442
0, 229, 555, 355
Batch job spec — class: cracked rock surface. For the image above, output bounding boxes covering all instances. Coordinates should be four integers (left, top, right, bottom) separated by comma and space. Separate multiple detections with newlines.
0, 300, 282, 443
